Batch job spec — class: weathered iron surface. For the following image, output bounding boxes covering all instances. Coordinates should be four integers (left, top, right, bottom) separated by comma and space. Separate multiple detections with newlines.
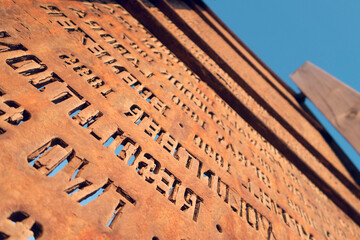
133, 0, 360, 223
149, 0, 356, 188
0, 0, 359, 239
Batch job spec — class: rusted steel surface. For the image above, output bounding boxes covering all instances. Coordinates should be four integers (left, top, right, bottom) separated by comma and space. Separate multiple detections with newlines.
148, 0, 358, 189
0, 0, 359, 239
180, 0, 360, 186
131, 0, 360, 213
131, 0, 360, 222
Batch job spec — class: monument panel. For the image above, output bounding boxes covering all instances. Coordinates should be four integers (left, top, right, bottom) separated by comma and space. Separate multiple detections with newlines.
0, 0, 359, 239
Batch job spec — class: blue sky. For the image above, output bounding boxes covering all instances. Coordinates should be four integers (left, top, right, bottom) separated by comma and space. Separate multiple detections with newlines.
203, 0, 360, 170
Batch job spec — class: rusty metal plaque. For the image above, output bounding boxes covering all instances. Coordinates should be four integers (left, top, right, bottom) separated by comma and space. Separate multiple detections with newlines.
0, 0, 359, 239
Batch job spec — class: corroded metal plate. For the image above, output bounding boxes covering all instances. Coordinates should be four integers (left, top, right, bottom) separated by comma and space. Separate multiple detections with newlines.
0, 0, 359, 239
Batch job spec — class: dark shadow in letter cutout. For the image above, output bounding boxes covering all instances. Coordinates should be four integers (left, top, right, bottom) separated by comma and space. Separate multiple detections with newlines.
4, 100, 20, 109
27, 138, 74, 177
6, 211, 43, 239
78, 180, 113, 206
106, 200, 125, 229
0, 31, 10, 38
0, 232, 9, 240
216, 224, 222, 233
8, 211, 29, 223
3, 101, 31, 125
30, 222, 43, 239
2, 100, 31, 125
0, 41, 27, 53
136, 153, 161, 183
6, 55, 47, 76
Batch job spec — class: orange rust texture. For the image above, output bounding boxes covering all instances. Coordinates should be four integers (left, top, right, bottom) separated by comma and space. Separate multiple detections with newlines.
135, 0, 360, 219
165, 0, 354, 182
0, 0, 359, 239
142, 0, 360, 191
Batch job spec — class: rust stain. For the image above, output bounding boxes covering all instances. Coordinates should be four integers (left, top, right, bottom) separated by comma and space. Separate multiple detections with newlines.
0, 0, 358, 239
